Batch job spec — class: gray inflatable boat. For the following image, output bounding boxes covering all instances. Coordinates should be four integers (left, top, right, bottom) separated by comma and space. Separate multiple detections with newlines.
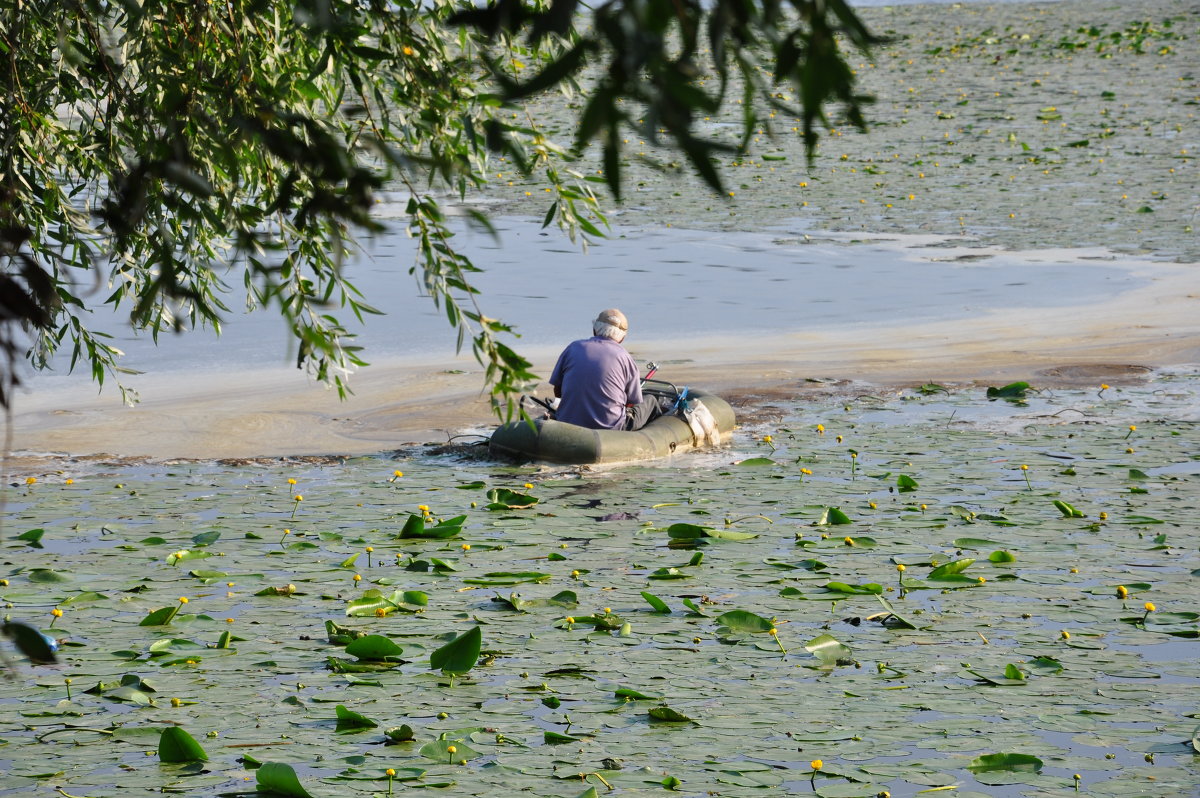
489, 388, 736, 465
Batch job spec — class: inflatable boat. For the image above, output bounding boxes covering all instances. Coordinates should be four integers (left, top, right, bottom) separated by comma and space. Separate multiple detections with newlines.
489, 387, 736, 465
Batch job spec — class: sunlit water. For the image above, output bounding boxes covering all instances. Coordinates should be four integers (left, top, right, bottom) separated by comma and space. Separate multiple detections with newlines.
27, 216, 1150, 383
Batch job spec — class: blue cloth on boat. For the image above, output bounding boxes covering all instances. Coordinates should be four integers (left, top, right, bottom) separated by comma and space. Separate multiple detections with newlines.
549, 336, 643, 430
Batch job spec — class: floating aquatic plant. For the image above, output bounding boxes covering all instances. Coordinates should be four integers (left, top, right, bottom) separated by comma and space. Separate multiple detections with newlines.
4, 382, 1198, 796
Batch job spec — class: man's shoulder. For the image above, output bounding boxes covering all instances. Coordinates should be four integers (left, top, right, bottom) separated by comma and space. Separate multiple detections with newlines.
566, 336, 617, 353
558, 337, 634, 371
585, 337, 633, 359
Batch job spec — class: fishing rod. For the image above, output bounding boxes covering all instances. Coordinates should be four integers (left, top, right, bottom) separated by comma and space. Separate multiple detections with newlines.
641, 361, 659, 387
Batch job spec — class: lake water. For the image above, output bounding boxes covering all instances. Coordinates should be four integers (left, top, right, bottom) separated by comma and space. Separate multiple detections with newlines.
25, 214, 1148, 382
3, 378, 1197, 798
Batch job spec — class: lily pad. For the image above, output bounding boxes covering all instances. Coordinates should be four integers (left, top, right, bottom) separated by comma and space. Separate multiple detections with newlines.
929, 558, 975, 579
817, 507, 853, 525
966, 753, 1043, 772
714, 610, 773, 634
344, 635, 404, 662
463, 571, 551, 586
334, 704, 379, 730
16, 528, 44, 547
640, 591, 671, 613
485, 488, 538, 509
430, 626, 481, 675
419, 737, 480, 762
805, 633, 852, 667
986, 381, 1030, 399
1053, 499, 1085, 518
256, 762, 314, 798
158, 727, 208, 763
648, 705, 695, 723
345, 589, 428, 617
492, 590, 578, 612
398, 514, 466, 538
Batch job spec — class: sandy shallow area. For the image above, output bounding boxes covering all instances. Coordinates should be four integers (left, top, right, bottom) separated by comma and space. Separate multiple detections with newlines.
11, 237, 1197, 466
7, 0, 1199, 469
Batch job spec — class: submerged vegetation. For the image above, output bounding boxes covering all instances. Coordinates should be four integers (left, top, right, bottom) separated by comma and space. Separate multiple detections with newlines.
4, 378, 1199, 796
496, 0, 1197, 262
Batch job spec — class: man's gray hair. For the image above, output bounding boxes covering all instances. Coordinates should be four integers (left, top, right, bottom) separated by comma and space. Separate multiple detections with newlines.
593, 308, 628, 342
593, 321, 625, 341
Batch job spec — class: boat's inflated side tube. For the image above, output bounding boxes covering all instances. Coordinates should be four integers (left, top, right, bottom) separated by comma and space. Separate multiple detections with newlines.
489, 389, 736, 465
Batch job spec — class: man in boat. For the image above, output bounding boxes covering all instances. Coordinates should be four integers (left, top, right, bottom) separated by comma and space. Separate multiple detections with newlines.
549, 308, 663, 431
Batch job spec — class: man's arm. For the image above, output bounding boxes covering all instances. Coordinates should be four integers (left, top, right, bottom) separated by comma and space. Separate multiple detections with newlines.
549, 343, 571, 400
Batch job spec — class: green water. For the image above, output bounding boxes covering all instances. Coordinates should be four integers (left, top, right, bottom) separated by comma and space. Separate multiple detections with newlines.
3, 377, 1198, 797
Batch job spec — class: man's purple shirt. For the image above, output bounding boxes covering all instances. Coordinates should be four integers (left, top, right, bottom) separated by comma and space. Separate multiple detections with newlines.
549, 336, 642, 430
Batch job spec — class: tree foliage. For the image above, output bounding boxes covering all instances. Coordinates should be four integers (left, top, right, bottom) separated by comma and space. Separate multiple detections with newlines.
0, 0, 875, 413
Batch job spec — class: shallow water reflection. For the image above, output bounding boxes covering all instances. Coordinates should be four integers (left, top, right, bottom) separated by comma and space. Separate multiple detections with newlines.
30, 218, 1146, 380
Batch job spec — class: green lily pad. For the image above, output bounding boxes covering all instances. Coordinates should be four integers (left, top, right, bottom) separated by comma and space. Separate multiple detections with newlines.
158, 727, 208, 763
648, 567, 690, 580
398, 514, 466, 538
966, 753, 1043, 772
986, 381, 1030, 399
545, 730, 582, 743
648, 706, 694, 723
1053, 500, 1085, 518
463, 571, 551, 586
27, 569, 71, 583
430, 626, 481, 675
929, 558, 975, 579
640, 591, 671, 613
714, 610, 773, 634
344, 635, 404, 662
256, 762, 313, 798
965, 663, 1027, 686
817, 507, 853, 525
419, 737, 480, 762
805, 633, 851, 667
16, 528, 44, 547
824, 581, 882, 595
345, 589, 428, 617
492, 591, 578, 612
334, 704, 379, 730
874, 595, 918, 630
485, 488, 538, 509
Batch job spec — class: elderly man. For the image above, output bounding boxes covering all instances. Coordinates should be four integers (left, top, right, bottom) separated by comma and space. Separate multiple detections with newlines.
549, 308, 662, 431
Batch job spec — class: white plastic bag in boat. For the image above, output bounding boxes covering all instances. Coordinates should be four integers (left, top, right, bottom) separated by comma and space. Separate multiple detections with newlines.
683, 399, 721, 447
